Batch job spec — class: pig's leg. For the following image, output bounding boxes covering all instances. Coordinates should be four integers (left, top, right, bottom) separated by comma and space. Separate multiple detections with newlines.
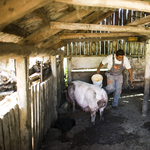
99, 107, 104, 121
72, 101, 76, 112
68, 83, 76, 112
91, 111, 96, 125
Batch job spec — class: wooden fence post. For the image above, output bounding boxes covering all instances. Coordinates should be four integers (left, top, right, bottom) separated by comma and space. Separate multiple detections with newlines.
16, 57, 32, 150
60, 54, 64, 91
67, 57, 72, 85
50, 56, 58, 121
142, 39, 150, 116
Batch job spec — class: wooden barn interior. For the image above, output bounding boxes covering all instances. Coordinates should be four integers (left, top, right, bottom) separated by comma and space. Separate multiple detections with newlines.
1, 0, 150, 150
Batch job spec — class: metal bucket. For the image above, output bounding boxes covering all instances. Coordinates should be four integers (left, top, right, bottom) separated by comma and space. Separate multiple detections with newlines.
91, 74, 103, 88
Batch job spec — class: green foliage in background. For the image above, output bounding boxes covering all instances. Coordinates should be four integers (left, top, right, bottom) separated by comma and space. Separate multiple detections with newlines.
64, 58, 68, 87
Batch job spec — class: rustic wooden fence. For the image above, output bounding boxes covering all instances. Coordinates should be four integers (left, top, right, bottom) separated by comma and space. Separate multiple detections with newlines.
63, 9, 147, 57
31, 76, 57, 150
64, 41, 146, 57
0, 92, 20, 150
0, 54, 64, 150
0, 77, 57, 150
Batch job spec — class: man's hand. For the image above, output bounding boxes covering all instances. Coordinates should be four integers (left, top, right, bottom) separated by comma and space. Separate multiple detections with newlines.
128, 68, 133, 84
97, 70, 100, 74
97, 62, 103, 74
130, 77, 133, 84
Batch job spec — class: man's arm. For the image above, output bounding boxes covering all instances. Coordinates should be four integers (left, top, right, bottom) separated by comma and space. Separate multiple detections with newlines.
128, 68, 133, 84
97, 62, 103, 74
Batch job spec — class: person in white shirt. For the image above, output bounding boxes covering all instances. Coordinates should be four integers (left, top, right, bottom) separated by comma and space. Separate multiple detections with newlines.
97, 49, 133, 109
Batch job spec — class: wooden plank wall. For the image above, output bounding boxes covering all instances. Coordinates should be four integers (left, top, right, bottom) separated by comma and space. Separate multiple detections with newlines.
0, 54, 64, 150
0, 77, 57, 150
63, 9, 147, 57
31, 76, 56, 150
0, 93, 20, 150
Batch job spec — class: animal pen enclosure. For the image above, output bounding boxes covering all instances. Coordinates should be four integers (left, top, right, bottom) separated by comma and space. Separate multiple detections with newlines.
64, 40, 146, 90
0, 55, 64, 150
1, 0, 150, 150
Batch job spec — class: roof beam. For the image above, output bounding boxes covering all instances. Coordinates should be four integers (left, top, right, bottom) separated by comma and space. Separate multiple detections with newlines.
19, 9, 94, 45
37, 10, 104, 49
54, 0, 150, 12
0, 42, 63, 58
59, 33, 137, 39
37, 10, 103, 46
127, 15, 150, 26
75, 10, 116, 33
2, 24, 29, 37
33, 8, 49, 25
50, 22, 150, 34
91, 10, 116, 24
64, 37, 128, 43
40, 10, 116, 49
0, 0, 53, 29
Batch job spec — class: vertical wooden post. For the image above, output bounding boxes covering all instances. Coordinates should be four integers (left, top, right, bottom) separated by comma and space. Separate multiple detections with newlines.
16, 57, 31, 150
40, 61, 43, 82
60, 54, 64, 91
67, 57, 72, 85
50, 56, 58, 121
142, 40, 150, 116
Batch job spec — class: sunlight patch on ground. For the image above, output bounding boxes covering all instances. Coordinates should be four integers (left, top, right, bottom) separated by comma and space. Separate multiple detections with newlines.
109, 93, 145, 103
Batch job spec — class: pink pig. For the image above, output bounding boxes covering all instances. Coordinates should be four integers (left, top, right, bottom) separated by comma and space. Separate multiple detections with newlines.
65, 80, 108, 125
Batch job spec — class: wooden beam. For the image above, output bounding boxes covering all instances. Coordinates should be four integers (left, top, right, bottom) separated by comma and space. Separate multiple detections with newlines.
16, 58, 31, 150
60, 54, 64, 91
142, 39, 150, 116
92, 11, 116, 24
75, 10, 116, 34
127, 15, 150, 26
33, 8, 49, 25
54, 0, 150, 12
50, 22, 150, 34
19, 9, 94, 45
37, 35, 61, 49
64, 37, 128, 43
67, 57, 72, 84
50, 56, 58, 120
59, 32, 137, 39
0, 32, 23, 43
0, 42, 63, 58
39, 10, 116, 49
37, 11, 102, 49
0, 0, 53, 29
78, 10, 103, 24
2, 24, 29, 37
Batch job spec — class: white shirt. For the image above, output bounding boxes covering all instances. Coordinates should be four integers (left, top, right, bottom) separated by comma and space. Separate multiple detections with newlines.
102, 54, 131, 70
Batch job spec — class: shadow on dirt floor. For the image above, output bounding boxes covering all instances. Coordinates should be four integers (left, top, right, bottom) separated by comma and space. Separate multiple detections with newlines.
40, 90, 150, 150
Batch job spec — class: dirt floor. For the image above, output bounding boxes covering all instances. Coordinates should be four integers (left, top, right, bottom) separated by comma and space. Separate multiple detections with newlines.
40, 89, 150, 150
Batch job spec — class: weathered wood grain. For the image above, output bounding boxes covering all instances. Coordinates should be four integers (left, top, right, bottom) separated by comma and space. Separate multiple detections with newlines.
14, 105, 21, 150
0, 0, 53, 28
59, 32, 137, 39
0, 119, 4, 150
9, 109, 18, 150
19, 9, 94, 45
16, 58, 31, 150
0, 42, 63, 58
54, 0, 150, 13
3, 113, 11, 150
50, 22, 150, 34
142, 39, 150, 116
